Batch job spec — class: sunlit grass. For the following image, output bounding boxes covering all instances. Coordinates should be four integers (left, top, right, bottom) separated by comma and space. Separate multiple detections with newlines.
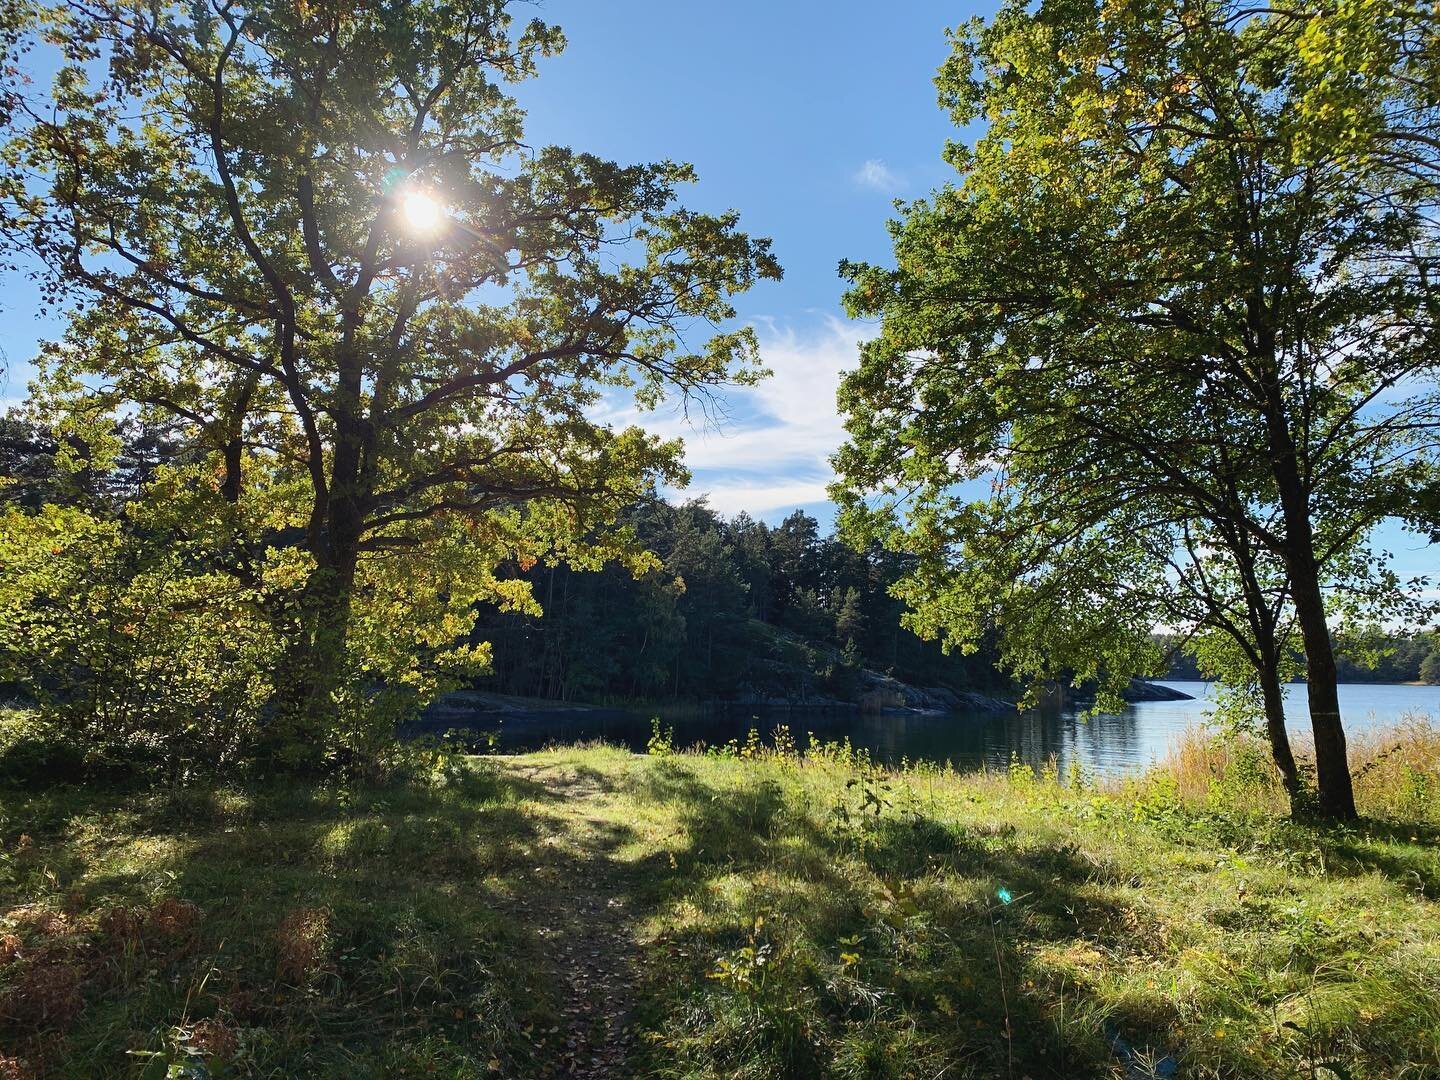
1, 722, 1438, 1076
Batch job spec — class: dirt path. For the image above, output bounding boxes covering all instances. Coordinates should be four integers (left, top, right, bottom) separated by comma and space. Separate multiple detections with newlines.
500, 763, 646, 1079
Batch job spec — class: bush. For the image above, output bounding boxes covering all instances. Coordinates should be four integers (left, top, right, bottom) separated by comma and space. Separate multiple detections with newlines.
0, 713, 85, 788
0, 487, 503, 783
0, 503, 277, 783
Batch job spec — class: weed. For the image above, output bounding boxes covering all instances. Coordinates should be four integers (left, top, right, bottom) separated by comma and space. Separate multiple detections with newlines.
708, 914, 778, 996
646, 718, 676, 757
0, 956, 83, 1031
274, 906, 330, 985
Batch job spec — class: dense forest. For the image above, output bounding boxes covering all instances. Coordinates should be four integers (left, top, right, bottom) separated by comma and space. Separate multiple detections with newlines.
474, 505, 1440, 701
0, 413, 1000, 706
467, 499, 1008, 703
1162, 633, 1440, 685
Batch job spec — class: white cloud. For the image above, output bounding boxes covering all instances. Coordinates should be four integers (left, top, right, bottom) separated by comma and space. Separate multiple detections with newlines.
693, 478, 835, 518
853, 158, 904, 193
681, 317, 860, 467
597, 316, 871, 519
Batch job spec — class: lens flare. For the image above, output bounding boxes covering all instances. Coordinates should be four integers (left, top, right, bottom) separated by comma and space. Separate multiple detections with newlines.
401, 192, 443, 234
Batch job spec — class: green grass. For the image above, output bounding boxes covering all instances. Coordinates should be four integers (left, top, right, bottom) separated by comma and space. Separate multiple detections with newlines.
2, 729, 1439, 1078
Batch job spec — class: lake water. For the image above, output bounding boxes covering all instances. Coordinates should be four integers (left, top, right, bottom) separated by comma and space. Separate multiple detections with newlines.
484, 682, 1440, 777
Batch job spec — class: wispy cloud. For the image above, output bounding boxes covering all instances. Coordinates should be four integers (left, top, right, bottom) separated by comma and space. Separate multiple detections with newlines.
596, 317, 872, 520
853, 158, 904, 194
695, 478, 837, 518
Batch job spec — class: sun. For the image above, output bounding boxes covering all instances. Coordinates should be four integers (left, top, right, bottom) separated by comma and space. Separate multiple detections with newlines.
401, 191, 444, 234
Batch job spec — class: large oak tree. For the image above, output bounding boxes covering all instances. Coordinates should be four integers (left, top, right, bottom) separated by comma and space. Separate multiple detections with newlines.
1, 0, 780, 757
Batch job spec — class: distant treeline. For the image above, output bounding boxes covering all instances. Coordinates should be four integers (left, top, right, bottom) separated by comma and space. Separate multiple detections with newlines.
1163, 634, 1440, 685
469, 499, 1005, 704
5, 415, 1431, 707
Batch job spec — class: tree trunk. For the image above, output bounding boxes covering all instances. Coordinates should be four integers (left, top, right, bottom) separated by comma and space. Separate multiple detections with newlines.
1263, 402, 1357, 819
1256, 660, 1303, 812
269, 368, 367, 768
1288, 567, 1355, 818
218, 371, 258, 504
220, 437, 244, 504
268, 557, 355, 769
1228, 526, 1305, 815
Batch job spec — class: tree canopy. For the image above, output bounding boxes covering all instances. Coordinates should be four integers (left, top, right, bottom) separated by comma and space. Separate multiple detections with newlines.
833, 0, 1440, 817
0, 0, 780, 766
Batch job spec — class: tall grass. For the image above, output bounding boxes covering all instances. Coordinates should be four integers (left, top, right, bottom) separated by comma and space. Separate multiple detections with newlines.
4, 719, 1439, 1077
615, 728, 1440, 1078
1155, 714, 1440, 821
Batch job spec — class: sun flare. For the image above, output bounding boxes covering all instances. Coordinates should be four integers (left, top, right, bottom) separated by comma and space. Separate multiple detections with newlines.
401, 191, 443, 234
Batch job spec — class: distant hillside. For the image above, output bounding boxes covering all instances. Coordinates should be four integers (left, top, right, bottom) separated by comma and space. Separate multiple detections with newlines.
468, 499, 1010, 707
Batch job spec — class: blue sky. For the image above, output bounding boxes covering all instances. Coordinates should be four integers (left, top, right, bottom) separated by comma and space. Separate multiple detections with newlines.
0, 0, 1434, 587
512, 0, 969, 524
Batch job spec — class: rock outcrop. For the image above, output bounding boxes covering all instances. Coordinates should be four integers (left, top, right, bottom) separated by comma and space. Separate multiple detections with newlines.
1120, 679, 1194, 702
855, 671, 1014, 715
1060, 679, 1195, 705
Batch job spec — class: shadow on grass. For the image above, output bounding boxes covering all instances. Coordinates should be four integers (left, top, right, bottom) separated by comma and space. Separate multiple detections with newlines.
1313, 817, 1440, 899
621, 758, 1171, 1079
0, 763, 642, 1078
7, 754, 1436, 1079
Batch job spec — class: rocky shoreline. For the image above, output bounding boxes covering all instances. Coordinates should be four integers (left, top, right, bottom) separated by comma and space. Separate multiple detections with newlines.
715, 668, 1016, 715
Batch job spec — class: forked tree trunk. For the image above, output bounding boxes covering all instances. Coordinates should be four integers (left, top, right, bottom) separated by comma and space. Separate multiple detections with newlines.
1263, 403, 1357, 820
269, 405, 367, 769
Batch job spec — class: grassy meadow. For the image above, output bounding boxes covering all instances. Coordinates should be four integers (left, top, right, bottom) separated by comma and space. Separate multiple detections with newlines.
1, 719, 1439, 1078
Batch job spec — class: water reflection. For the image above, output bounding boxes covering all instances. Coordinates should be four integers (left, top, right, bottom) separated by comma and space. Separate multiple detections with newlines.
468, 680, 1440, 778
820, 706, 1148, 775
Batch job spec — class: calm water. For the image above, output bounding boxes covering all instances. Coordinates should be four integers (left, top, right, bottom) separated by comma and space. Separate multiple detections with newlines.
483, 682, 1440, 777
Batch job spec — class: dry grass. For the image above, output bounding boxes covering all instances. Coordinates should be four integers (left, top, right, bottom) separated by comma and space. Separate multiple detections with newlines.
1153, 714, 1440, 820
185, 1016, 238, 1061
0, 893, 219, 1072
275, 906, 331, 984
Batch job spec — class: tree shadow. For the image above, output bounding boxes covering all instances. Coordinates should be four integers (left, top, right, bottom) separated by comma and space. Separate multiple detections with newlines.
0, 763, 643, 1077
1312, 817, 1440, 898
619, 759, 1172, 1078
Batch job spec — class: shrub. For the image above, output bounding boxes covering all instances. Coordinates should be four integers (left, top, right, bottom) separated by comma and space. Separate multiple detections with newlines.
0, 504, 275, 783
0, 485, 508, 782
647, 717, 676, 756
0, 713, 85, 788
